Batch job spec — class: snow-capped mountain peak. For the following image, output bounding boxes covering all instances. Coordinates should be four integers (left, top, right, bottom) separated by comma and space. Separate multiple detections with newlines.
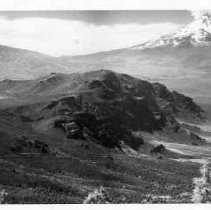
132, 13, 211, 49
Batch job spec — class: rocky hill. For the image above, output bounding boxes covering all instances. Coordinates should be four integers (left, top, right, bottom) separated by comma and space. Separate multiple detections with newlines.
0, 70, 204, 151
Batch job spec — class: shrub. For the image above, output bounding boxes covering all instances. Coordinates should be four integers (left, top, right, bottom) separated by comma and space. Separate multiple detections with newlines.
83, 186, 112, 204
0, 189, 8, 204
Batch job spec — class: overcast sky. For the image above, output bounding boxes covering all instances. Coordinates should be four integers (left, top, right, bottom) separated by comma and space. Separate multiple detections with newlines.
0, 10, 194, 56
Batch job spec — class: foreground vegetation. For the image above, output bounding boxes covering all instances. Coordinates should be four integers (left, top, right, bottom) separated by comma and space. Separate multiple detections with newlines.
0, 145, 200, 204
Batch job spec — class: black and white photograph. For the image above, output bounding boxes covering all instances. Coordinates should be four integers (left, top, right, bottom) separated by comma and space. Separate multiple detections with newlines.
0, 0, 211, 206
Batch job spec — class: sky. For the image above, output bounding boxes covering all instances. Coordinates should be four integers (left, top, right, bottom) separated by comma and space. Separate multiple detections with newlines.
0, 10, 195, 56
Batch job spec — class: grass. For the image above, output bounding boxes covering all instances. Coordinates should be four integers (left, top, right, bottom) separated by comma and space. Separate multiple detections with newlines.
0, 147, 200, 203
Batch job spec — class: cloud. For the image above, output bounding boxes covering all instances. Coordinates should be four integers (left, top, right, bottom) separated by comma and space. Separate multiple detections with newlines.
190, 10, 211, 20
0, 16, 180, 56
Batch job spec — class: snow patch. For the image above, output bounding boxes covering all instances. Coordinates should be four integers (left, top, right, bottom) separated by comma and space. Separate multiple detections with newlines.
132, 13, 211, 50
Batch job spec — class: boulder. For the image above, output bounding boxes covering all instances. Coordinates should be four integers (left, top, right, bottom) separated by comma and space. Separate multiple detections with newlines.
150, 144, 166, 154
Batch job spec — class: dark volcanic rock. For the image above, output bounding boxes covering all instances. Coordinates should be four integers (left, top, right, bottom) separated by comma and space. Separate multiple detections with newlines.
89, 80, 104, 89
150, 144, 166, 154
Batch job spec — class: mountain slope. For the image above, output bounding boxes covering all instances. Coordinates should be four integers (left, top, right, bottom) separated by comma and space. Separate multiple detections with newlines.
0, 45, 71, 80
